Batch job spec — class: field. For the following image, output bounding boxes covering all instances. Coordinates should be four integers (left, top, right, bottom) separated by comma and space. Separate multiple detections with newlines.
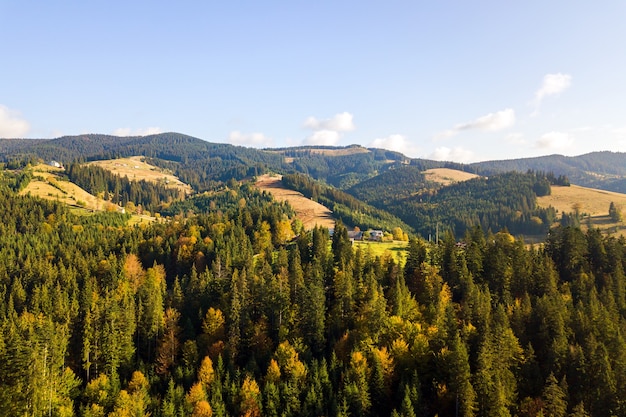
537, 184, 626, 217
255, 174, 335, 230
87, 156, 192, 194
537, 184, 626, 236
423, 168, 479, 185
20, 164, 156, 224
269, 146, 370, 163
21, 164, 109, 211
353, 240, 408, 265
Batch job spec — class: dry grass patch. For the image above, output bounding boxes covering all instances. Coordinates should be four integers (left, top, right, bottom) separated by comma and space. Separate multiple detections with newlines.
423, 168, 479, 186
255, 174, 335, 230
537, 185, 626, 217
21, 165, 109, 211
305, 147, 370, 156
538, 184, 626, 237
88, 156, 192, 194
270, 146, 370, 160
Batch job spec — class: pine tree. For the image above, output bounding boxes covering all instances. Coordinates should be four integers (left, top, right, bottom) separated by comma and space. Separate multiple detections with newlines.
542, 372, 567, 417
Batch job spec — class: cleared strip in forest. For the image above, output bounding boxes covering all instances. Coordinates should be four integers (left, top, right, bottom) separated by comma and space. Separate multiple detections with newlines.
255, 174, 335, 230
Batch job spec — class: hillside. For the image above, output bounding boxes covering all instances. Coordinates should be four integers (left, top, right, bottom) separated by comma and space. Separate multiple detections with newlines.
87, 156, 192, 195
4, 136, 626, 416
423, 167, 480, 186
20, 163, 110, 211
537, 184, 626, 217
473, 151, 626, 193
4, 132, 626, 239
2, 165, 626, 416
255, 174, 335, 230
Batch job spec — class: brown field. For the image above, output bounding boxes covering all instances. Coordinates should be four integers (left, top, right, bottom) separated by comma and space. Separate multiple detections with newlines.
269, 146, 370, 162
538, 184, 626, 236
423, 168, 479, 185
22, 165, 109, 211
305, 147, 370, 156
537, 185, 626, 217
88, 156, 192, 194
255, 174, 335, 230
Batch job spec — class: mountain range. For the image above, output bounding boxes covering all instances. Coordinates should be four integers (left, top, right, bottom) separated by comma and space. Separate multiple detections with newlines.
2, 132, 625, 191
2, 132, 626, 238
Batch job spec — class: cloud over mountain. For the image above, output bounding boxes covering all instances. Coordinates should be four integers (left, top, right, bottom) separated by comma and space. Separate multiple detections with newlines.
436, 108, 515, 139
0, 105, 30, 138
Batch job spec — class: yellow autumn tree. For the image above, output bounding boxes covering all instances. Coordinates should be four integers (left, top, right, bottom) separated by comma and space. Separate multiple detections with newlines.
198, 356, 215, 389
192, 400, 213, 417
202, 307, 226, 344
265, 358, 281, 384
239, 376, 262, 417
274, 341, 307, 384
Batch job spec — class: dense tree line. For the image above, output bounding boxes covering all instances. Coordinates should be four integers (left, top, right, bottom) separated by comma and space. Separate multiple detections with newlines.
2, 167, 626, 415
347, 166, 437, 207
381, 171, 557, 238
282, 173, 414, 233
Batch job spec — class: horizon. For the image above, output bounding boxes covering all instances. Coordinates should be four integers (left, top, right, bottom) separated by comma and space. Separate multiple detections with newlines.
1, 2, 626, 162
3, 130, 624, 165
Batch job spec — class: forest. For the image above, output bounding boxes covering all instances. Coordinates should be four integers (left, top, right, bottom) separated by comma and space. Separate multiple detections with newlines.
1, 161, 626, 417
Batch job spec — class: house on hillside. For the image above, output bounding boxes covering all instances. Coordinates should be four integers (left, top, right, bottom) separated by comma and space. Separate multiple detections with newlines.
47, 160, 63, 169
368, 230, 384, 241
348, 230, 363, 242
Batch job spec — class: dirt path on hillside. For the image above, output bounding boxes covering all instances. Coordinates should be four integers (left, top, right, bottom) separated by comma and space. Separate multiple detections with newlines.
255, 174, 335, 230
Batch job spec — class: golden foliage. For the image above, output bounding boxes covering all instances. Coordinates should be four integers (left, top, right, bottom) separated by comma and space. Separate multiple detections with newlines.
265, 359, 281, 384
192, 400, 213, 417
239, 376, 262, 417
186, 382, 208, 407
198, 356, 214, 388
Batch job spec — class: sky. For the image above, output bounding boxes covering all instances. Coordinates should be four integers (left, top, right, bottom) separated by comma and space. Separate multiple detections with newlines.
1, 1, 626, 163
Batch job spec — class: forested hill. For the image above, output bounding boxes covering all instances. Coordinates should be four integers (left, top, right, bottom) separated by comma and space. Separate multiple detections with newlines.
2, 168, 626, 415
0, 133, 287, 167
0, 134, 430, 190
472, 151, 626, 192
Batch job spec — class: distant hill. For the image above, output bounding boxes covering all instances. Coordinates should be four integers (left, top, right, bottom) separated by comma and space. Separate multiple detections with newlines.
4, 132, 626, 239
472, 151, 626, 192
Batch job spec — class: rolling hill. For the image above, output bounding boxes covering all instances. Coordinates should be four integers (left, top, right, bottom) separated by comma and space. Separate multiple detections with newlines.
472, 151, 626, 193
4, 132, 626, 240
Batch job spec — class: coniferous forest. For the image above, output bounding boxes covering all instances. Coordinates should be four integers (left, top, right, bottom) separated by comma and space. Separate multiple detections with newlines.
2, 161, 626, 417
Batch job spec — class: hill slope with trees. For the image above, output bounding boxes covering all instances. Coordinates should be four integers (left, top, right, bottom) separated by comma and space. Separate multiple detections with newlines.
1, 164, 626, 415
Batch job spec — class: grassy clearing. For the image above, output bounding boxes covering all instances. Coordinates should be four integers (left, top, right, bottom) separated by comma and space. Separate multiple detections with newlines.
537, 184, 626, 217
255, 174, 335, 230
22, 164, 108, 211
537, 184, 626, 238
423, 168, 479, 186
128, 214, 157, 226
87, 156, 192, 194
353, 240, 408, 265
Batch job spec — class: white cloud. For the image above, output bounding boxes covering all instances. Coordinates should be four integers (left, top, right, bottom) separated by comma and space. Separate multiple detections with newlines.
534, 73, 572, 103
305, 130, 341, 146
435, 108, 515, 139
429, 146, 475, 163
0, 105, 30, 137
456, 108, 516, 132
535, 131, 574, 150
368, 134, 417, 157
303, 112, 355, 132
227, 130, 273, 148
113, 127, 162, 136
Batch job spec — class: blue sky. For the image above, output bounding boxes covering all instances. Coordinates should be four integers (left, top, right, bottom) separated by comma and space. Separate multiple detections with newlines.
1, 1, 626, 162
